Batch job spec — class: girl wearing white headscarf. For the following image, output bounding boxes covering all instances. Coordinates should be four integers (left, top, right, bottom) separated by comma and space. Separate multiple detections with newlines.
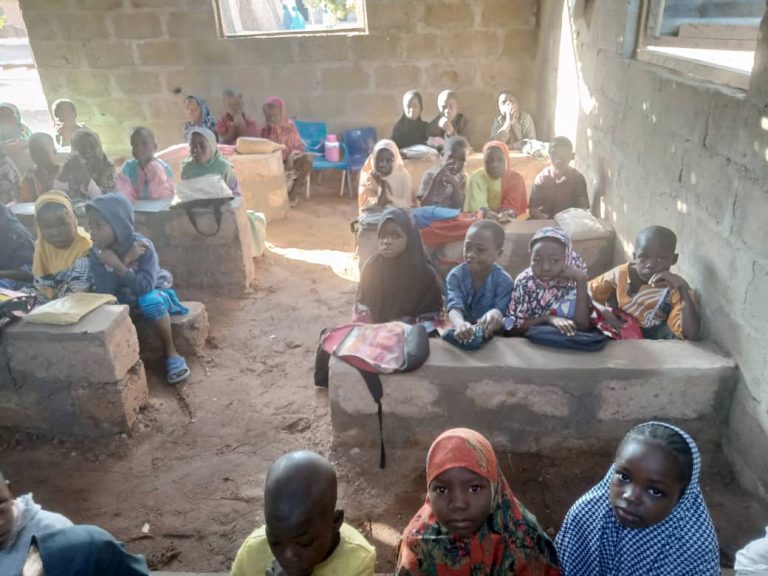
358, 139, 415, 214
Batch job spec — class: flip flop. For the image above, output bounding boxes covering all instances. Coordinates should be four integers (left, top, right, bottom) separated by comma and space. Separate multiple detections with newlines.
166, 356, 190, 385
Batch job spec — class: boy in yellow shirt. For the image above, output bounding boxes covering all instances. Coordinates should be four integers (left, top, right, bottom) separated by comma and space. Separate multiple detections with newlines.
230, 451, 376, 576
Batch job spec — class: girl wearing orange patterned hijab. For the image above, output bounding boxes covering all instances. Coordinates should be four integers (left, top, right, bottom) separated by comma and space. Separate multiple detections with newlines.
396, 428, 561, 575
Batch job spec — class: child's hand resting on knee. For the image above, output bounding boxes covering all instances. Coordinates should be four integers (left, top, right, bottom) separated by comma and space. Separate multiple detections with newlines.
478, 309, 503, 336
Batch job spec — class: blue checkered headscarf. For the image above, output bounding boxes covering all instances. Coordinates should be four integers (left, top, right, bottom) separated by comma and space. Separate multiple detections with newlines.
555, 422, 720, 575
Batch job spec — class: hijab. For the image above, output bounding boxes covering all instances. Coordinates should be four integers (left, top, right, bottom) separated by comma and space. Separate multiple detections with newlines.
181, 126, 236, 181
32, 191, 92, 278
357, 207, 443, 323
359, 139, 413, 212
555, 422, 719, 576
505, 226, 587, 329
34, 525, 149, 576
183, 95, 217, 141
0, 103, 31, 141
392, 90, 429, 149
396, 428, 561, 576
0, 201, 34, 272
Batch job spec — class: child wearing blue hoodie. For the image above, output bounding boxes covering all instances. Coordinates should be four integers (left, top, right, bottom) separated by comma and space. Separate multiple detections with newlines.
86, 194, 190, 384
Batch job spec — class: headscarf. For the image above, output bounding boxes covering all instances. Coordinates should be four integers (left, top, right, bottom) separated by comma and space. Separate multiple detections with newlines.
555, 422, 719, 576
183, 95, 217, 141
32, 190, 92, 278
392, 90, 429, 149
261, 96, 305, 159
0, 201, 34, 272
0, 103, 31, 141
34, 525, 149, 576
181, 126, 236, 182
396, 428, 561, 576
358, 139, 413, 212
465, 141, 527, 215
357, 207, 443, 323
505, 226, 587, 329
69, 127, 116, 192
437, 90, 456, 112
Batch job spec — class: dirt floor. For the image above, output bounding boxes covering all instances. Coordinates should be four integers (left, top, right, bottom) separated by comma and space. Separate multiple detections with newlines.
1, 192, 767, 573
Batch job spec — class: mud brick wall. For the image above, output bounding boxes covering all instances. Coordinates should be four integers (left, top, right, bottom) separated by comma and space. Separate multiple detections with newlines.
19, 0, 541, 155
537, 0, 768, 498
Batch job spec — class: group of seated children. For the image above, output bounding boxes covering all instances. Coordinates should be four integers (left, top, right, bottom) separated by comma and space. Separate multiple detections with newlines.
0, 189, 192, 385
391, 89, 537, 152
183, 92, 312, 204
1, 89, 311, 208
357, 203, 700, 346
360, 130, 583, 224
2, 422, 723, 575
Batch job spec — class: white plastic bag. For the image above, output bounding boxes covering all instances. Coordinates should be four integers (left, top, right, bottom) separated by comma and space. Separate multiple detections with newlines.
554, 208, 611, 241
736, 527, 768, 575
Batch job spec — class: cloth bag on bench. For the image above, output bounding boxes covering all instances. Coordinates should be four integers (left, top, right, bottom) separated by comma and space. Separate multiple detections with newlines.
314, 321, 430, 468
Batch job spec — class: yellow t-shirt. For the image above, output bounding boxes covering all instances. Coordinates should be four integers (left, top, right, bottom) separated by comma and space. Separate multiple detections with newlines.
230, 522, 376, 576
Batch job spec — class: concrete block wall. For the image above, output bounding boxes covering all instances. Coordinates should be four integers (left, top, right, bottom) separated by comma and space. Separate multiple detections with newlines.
19, 0, 541, 157
536, 0, 768, 497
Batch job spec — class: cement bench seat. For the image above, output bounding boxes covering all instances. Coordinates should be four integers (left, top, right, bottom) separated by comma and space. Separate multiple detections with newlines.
12, 197, 256, 293
358, 218, 615, 279
330, 338, 737, 455
135, 301, 209, 360
0, 305, 148, 435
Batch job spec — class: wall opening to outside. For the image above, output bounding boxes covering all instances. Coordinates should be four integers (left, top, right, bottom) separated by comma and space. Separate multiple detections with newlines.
214, 0, 367, 38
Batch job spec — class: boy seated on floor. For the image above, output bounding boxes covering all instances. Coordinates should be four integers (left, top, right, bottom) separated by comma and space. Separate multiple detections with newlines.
444, 219, 514, 347
529, 136, 589, 220
589, 225, 701, 340
86, 193, 191, 384
231, 450, 376, 576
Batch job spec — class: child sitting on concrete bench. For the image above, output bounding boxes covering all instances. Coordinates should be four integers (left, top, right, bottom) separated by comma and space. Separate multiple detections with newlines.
444, 220, 513, 347
86, 194, 190, 385
418, 136, 468, 210
231, 450, 376, 576
505, 226, 591, 337
33, 191, 93, 300
589, 225, 700, 340
116, 127, 175, 202
529, 137, 589, 220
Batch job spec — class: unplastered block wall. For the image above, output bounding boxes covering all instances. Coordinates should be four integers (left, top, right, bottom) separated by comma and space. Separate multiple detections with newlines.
20, 0, 540, 156
539, 0, 768, 497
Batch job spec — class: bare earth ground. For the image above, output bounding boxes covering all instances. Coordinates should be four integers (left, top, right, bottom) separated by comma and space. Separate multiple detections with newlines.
1, 193, 767, 573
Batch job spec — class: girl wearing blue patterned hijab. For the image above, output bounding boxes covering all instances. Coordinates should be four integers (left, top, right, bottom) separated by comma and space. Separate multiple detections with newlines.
555, 421, 719, 575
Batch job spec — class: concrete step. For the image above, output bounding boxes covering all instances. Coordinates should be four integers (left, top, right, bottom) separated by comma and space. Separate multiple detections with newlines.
330, 338, 737, 455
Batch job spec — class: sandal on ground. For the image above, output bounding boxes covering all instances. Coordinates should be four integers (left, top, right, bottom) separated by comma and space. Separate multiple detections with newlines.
166, 355, 190, 385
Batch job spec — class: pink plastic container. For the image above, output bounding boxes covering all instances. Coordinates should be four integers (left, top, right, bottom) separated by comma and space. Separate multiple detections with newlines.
325, 134, 341, 162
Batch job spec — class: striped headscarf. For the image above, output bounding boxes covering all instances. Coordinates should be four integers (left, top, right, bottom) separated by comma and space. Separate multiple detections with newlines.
555, 422, 719, 576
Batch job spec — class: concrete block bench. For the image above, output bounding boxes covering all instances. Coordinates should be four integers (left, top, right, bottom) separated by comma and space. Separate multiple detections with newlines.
358, 218, 615, 279
330, 338, 737, 456
135, 301, 209, 360
0, 305, 148, 434
12, 197, 256, 293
